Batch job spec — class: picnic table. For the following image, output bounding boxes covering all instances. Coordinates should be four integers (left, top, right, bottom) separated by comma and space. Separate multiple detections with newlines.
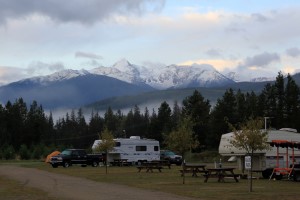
204, 167, 239, 182
180, 164, 207, 177
137, 161, 163, 172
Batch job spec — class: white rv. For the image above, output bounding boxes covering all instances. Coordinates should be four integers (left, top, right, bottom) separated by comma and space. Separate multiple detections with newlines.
92, 136, 160, 164
219, 128, 300, 178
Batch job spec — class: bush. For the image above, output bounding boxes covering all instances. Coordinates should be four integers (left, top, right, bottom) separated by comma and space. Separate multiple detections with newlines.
19, 144, 31, 160
2, 144, 15, 160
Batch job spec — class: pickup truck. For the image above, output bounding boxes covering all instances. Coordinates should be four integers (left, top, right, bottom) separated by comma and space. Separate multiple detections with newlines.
49, 149, 103, 168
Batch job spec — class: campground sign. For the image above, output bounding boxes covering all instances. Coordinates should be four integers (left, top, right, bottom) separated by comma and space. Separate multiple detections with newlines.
245, 156, 251, 170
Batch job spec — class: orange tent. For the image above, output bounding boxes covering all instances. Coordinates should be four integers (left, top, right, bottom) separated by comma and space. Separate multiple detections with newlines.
45, 151, 61, 163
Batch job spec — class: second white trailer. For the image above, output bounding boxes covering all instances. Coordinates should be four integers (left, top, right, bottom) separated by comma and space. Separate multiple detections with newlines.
218, 128, 300, 178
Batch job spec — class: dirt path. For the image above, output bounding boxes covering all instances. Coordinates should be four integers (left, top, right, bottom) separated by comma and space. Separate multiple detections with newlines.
0, 165, 198, 200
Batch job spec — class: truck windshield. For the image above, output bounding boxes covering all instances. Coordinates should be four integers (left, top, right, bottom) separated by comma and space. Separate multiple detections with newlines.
165, 151, 175, 156
61, 150, 72, 155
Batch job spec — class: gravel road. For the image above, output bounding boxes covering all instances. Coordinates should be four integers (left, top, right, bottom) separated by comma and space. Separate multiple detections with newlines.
0, 165, 198, 200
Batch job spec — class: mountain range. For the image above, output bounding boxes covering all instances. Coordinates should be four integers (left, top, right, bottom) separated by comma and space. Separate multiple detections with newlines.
0, 59, 282, 112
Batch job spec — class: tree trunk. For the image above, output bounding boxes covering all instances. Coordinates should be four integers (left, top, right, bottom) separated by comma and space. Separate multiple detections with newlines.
105, 150, 108, 174
182, 159, 185, 184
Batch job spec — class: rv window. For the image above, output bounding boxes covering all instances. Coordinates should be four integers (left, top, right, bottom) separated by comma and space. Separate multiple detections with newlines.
115, 142, 121, 147
154, 146, 159, 151
136, 146, 147, 151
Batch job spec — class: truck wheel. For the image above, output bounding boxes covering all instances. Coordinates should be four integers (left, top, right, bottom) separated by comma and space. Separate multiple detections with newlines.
92, 161, 99, 167
51, 164, 58, 168
63, 162, 70, 168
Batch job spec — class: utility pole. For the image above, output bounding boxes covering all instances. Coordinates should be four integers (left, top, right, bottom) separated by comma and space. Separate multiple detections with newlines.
264, 117, 269, 131
264, 117, 272, 130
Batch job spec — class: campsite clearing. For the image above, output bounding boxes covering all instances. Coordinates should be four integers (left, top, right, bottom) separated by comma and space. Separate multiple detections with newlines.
1, 161, 300, 199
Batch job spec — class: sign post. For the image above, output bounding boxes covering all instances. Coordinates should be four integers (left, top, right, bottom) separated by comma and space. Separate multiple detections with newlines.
245, 156, 252, 192
245, 156, 251, 170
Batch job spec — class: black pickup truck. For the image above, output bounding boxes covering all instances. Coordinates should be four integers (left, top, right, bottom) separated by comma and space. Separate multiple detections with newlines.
50, 149, 103, 168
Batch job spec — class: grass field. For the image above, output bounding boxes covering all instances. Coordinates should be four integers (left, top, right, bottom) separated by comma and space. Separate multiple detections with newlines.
3, 161, 297, 200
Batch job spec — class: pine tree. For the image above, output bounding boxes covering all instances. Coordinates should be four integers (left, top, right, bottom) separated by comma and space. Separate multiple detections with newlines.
284, 74, 300, 129
182, 90, 210, 150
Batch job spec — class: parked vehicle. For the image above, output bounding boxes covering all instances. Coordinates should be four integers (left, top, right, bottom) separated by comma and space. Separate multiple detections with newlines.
49, 149, 103, 168
219, 128, 300, 179
92, 136, 160, 164
160, 150, 182, 165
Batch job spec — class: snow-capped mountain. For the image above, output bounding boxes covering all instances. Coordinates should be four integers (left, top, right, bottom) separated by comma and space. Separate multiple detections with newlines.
7, 59, 278, 90
90, 59, 234, 89
0, 58, 285, 110
22, 69, 90, 85
90, 59, 147, 86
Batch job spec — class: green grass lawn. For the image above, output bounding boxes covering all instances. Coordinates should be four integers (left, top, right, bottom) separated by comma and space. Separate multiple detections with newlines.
2, 161, 300, 200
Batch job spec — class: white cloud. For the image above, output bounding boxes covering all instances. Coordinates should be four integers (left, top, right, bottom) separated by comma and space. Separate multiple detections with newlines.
0, 66, 29, 85
242, 52, 280, 68
27, 61, 65, 75
0, 1, 300, 84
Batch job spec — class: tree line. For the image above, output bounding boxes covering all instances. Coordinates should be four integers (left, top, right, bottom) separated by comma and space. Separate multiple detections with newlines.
1, 72, 300, 159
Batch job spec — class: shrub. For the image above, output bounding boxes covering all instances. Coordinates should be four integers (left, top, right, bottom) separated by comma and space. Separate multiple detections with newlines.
2, 144, 15, 160
19, 144, 31, 160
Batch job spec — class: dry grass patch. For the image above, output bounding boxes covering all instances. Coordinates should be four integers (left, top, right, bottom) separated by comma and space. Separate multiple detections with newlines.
0, 175, 60, 200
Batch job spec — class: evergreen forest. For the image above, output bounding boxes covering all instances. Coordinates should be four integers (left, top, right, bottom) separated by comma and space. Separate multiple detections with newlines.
1, 72, 300, 160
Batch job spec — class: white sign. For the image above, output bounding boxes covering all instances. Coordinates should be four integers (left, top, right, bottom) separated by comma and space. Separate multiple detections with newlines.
245, 156, 251, 169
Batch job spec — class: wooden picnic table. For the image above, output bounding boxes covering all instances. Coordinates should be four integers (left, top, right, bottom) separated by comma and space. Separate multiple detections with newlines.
137, 161, 163, 173
204, 167, 239, 182
180, 164, 207, 177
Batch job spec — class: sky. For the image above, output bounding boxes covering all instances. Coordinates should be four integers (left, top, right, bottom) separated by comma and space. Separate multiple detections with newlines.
1, 0, 300, 85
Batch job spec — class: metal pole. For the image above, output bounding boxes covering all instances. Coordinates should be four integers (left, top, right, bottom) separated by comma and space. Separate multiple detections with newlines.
264, 117, 269, 131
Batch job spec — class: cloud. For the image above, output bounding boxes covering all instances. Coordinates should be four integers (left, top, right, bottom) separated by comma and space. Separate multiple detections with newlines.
75, 51, 103, 60
251, 13, 268, 22
286, 47, 300, 57
179, 59, 239, 72
205, 49, 223, 57
0, 66, 29, 85
27, 61, 65, 75
242, 52, 280, 68
0, 0, 165, 25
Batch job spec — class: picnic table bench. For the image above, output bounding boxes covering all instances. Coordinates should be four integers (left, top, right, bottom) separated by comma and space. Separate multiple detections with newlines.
204, 167, 239, 182
180, 164, 207, 177
137, 162, 163, 172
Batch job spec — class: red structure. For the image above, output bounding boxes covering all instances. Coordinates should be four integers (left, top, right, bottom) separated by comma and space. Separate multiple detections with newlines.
269, 140, 300, 180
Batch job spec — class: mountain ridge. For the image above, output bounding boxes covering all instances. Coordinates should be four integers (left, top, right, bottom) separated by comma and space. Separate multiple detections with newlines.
0, 59, 284, 111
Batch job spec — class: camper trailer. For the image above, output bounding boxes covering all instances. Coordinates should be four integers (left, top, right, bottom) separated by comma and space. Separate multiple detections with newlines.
92, 136, 160, 164
219, 128, 300, 178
